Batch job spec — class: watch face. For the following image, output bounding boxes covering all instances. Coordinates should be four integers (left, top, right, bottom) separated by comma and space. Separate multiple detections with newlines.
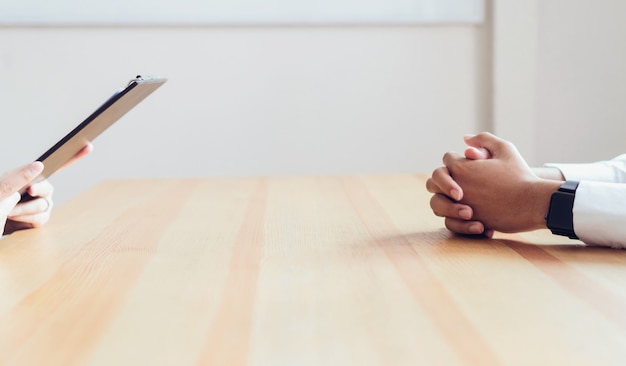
560, 180, 580, 193
546, 183, 578, 239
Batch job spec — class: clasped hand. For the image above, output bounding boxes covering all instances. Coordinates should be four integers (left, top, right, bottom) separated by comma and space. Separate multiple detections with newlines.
426, 132, 561, 237
0, 144, 92, 236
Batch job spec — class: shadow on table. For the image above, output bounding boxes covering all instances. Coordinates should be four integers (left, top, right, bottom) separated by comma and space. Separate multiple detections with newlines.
373, 228, 625, 265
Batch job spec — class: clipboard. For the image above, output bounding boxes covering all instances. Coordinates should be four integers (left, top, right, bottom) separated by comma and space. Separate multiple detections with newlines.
19, 75, 167, 195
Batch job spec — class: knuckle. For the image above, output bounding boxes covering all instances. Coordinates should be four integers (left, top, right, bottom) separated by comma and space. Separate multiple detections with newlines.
444, 218, 468, 235
19, 166, 38, 183
444, 218, 456, 231
430, 194, 451, 218
0, 181, 12, 196
503, 140, 518, 152
432, 166, 450, 181
425, 177, 439, 193
429, 196, 442, 217
30, 215, 48, 228
429, 195, 438, 209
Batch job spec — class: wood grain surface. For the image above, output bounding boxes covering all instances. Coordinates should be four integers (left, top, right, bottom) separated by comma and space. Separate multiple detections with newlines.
0, 175, 625, 366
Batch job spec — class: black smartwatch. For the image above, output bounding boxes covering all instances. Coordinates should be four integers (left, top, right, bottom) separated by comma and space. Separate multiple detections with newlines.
545, 180, 579, 239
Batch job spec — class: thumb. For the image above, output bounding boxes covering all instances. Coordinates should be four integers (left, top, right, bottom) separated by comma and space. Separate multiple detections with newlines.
463, 132, 517, 159
464, 146, 491, 160
0, 161, 44, 200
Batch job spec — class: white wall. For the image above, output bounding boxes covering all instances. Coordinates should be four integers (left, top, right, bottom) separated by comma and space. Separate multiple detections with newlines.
535, 0, 626, 165
2, 0, 623, 207
490, 1, 537, 163
0, 0, 484, 24
0, 26, 485, 205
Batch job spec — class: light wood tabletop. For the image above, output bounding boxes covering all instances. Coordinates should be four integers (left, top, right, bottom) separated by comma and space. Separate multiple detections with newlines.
1, 175, 625, 365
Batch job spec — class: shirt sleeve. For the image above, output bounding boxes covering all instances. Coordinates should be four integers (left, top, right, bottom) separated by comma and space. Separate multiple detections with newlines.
572, 181, 626, 249
544, 155, 626, 248
545, 154, 626, 183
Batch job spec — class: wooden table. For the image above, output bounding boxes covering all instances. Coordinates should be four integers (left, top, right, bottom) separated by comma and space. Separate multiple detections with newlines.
1, 175, 625, 365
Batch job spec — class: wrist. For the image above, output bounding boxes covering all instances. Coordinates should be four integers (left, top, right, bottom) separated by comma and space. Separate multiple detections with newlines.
528, 179, 564, 230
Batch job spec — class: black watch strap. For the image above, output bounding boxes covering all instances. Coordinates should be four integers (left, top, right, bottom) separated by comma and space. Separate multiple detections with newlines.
545, 180, 579, 239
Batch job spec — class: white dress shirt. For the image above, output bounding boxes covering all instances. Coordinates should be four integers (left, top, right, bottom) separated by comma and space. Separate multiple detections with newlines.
546, 154, 626, 248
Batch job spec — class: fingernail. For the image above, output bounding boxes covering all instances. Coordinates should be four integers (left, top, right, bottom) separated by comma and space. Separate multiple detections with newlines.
469, 224, 483, 235
30, 161, 44, 173
459, 208, 472, 220
450, 189, 461, 201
